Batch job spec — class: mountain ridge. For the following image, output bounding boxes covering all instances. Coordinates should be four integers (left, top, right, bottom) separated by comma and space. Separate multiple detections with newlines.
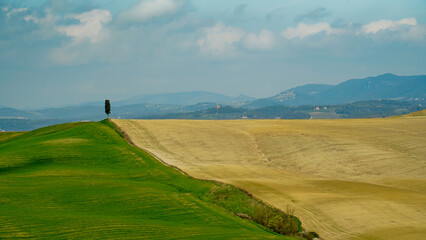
243, 73, 426, 108
1, 73, 424, 125
115, 91, 255, 106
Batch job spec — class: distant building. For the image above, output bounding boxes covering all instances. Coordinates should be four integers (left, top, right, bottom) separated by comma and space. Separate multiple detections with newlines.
215, 105, 221, 110
276, 91, 296, 102
242, 116, 248, 119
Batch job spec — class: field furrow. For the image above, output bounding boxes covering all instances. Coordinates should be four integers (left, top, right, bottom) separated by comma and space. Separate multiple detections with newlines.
113, 117, 426, 240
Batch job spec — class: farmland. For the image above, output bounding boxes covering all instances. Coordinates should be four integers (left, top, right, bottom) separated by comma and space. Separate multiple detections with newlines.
113, 114, 426, 240
0, 121, 297, 239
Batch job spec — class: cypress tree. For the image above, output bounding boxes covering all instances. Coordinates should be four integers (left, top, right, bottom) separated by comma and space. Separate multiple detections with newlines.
105, 99, 111, 118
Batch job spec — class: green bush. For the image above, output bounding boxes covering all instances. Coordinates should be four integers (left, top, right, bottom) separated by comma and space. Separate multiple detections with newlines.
206, 184, 301, 236
304, 231, 319, 240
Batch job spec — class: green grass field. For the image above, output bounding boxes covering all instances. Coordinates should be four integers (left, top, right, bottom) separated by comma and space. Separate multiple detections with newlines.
0, 120, 297, 239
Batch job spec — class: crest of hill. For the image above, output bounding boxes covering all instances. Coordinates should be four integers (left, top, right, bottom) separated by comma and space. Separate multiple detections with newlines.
244, 73, 426, 108
397, 109, 426, 117
116, 91, 255, 106
0, 121, 304, 239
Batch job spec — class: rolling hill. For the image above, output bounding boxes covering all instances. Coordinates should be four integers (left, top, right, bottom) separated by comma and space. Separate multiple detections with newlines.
398, 109, 426, 117
0, 103, 222, 122
0, 104, 181, 121
244, 73, 426, 108
114, 116, 426, 240
1, 73, 425, 131
2, 99, 424, 131
146, 100, 425, 120
0, 108, 40, 119
0, 120, 305, 239
115, 91, 254, 106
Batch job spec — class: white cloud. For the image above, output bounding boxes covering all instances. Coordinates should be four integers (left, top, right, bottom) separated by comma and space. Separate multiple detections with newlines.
120, 0, 179, 22
24, 9, 58, 26
198, 22, 278, 56
400, 24, 426, 41
361, 18, 417, 34
24, 15, 39, 23
197, 22, 245, 56
50, 44, 81, 65
56, 9, 112, 43
6, 8, 27, 18
281, 22, 342, 39
243, 29, 276, 50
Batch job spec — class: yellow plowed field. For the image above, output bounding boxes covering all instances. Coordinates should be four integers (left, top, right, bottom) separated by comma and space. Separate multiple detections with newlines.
113, 116, 426, 240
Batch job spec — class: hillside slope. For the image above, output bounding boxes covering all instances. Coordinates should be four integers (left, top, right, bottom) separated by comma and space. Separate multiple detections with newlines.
114, 118, 426, 240
244, 73, 426, 108
0, 121, 295, 239
116, 91, 255, 106
399, 109, 426, 117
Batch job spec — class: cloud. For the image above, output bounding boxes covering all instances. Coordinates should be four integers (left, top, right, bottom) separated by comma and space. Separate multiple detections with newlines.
266, 1, 299, 21
120, 0, 179, 22
400, 25, 426, 41
294, 7, 330, 22
197, 22, 244, 56
281, 18, 422, 42
49, 43, 82, 65
360, 18, 417, 34
359, 18, 425, 42
55, 9, 112, 43
48, 0, 70, 13
281, 22, 342, 39
6, 8, 27, 18
243, 29, 276, 50
233, 4, 248, 16
197, 22, 277, 56
24, 8, 58, 26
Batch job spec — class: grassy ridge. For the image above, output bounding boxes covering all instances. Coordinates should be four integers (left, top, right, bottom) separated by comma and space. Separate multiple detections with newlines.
0, 121, 296, 239
0, 132, 24, 143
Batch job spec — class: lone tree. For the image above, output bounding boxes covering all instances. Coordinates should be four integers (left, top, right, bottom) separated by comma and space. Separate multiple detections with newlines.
105, 99, 111, 118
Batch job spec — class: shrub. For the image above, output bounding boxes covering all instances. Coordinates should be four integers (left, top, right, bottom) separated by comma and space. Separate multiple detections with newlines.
206, 184, 301, 236
305, 231, 319, 240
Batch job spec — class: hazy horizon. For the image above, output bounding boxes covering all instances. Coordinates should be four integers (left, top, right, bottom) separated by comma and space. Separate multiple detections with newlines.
3, 72, 423, 110
1, 0, 425, 108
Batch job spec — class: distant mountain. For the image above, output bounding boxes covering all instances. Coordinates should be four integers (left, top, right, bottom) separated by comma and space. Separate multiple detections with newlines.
0, 102, 217, 122
244, 73, 426, 108
0, 119, 70, 132
0, 102, 219, 131
1, 73, 425, 131
146, 99, 425, 120
116, 91, 255, 106
0, 108, 41, 119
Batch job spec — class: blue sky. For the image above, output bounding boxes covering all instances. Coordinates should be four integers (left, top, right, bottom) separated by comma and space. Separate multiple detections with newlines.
1, 0, 425, 108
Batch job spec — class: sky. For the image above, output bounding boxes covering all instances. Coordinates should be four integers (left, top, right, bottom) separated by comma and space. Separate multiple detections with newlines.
1, 0, 425, 109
